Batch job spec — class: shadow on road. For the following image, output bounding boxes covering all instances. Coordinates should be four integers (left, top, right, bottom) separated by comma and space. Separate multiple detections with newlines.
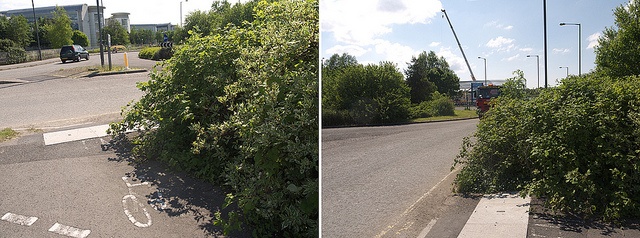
103, 134, 252, 238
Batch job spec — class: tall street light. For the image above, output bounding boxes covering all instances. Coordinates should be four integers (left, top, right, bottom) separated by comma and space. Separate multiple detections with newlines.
560, 22, 581, 76
180, 0, 188, 27
478, 56, 487, 85
527, 55, 540, 88
559, 66, 569, 78
31, 0, 41, 60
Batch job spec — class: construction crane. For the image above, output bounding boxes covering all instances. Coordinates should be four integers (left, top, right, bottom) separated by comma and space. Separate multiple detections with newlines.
441, 9, 476, 81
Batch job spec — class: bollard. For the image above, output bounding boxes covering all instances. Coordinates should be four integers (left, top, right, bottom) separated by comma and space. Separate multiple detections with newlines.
124, 52, 129, 70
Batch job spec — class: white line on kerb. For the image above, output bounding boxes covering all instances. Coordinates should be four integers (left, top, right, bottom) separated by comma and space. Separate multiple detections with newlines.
48, 222, 91, 238
417, 219, 437, 238
1, 212, 38, 226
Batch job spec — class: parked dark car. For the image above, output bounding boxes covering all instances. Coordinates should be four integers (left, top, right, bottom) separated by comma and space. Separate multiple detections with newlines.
60, 45, 89, 63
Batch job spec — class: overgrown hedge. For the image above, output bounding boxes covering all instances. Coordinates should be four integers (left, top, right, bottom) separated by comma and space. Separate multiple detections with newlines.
454, 74, 640, 221
138, 46, 172, 60
409, 92, 455, 118
110, 0, 318, 236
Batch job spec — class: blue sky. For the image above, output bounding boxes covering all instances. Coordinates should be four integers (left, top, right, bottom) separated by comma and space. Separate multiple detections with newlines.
321, 0, 630, 88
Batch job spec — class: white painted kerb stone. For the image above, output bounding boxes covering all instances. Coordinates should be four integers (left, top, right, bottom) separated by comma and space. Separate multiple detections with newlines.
457, 193, 531, 238
43, 124, 110, 145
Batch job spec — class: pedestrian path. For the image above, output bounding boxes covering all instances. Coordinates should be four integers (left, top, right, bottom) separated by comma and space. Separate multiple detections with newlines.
457, 193, 530, 238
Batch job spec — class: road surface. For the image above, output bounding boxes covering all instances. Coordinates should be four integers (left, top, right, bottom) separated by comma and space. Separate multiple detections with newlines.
322, 120, 478, 237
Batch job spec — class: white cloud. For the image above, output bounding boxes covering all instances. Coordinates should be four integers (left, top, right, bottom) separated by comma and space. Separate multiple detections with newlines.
374, 40, 418, 70
505, 54, 520, 62
325, 45, 369, 58
519, 48, 534, 52
486, 36, 514, 48
429, 42, 441, 47
587, 32, 601, 49
486, 36, 516, 52
437, 47, 472, 80
552, 48, 570, 54
484, 20, 514, 30
321, 0, 443, 45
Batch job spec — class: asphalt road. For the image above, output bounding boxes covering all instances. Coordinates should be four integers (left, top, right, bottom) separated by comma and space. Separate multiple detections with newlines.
0, 52, 152, 129
322, 120, 479, 238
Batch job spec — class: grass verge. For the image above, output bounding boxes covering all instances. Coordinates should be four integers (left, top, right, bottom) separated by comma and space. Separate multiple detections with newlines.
410, 109, 478, 123
0, 128, 18, 142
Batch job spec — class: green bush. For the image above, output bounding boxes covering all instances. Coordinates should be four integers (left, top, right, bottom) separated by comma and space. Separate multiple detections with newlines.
322, 62, 410, 126
110, 0, 318, 236
454, 74, 640, 221
6, 47, 26, 64
409, 92, 455, 119
322, 109, 354, 127
138, 46, 171, 60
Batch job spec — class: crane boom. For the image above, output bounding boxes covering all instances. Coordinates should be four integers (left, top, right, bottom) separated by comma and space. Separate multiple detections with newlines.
441, 9, 476, 81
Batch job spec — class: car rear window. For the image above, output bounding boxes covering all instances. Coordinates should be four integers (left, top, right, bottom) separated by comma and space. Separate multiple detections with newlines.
61, 46, 73, 52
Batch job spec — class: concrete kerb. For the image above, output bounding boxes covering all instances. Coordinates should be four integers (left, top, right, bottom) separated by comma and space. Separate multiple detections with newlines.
84, 68, 148, 77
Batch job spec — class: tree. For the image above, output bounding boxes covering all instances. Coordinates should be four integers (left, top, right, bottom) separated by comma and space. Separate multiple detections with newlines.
71, 30, 89, 47
595, 1, 640, 77
130, 28, 155, 45
323, 53, 358, 71
405, 51, 460, 103
0, 15, 32, 47
43, 6, 73, 48
103, 19, 129, 45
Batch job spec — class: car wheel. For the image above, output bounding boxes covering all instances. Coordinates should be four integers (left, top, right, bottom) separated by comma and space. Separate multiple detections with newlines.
61, 60, 66, 63
85, 54, 90, 60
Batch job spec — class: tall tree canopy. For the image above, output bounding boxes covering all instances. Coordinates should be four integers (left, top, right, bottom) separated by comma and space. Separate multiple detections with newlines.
43, 6, 73, 48
323, 53, 358, 71
405, 51, 460, 103
595, 0, 640, 77
0, 15, 32, 47
102, 19, 130, 46
71, 30, 89, 47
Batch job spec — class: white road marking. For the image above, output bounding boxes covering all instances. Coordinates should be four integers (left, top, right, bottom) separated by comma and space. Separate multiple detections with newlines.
416, 219, 437, 238
121, 176, 152, 228
375, 167, 459, 237
1, 212, 38, 226
48, 222, 91, 238
122, 195, 152, 228
43, 124, 110, 145
457, 193, 531, 238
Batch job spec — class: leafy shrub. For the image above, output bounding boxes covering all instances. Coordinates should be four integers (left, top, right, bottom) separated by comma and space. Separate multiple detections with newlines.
110, 0, 318, 236
138, 47, 171, 60
71, 30, 89, 47
322, 62, 410, 126
322, 109, 353, 127
409, 92, 455, 119
5, 47, 26, 64
454, 74, 640, 221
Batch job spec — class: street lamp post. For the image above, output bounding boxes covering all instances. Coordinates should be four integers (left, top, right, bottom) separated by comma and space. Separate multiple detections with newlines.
180, 0, 188, 27
31, 0, 41, 60
559, 66, 569, 78
478, 56, 487, 85
527, 55, 540, 88
560, 22, 581, 76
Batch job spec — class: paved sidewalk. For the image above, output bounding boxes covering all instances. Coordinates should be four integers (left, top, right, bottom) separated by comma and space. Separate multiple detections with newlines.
527, 198, 640, 237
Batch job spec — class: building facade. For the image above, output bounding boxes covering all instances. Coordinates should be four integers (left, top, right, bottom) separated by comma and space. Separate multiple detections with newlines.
0, 4, 132, 49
